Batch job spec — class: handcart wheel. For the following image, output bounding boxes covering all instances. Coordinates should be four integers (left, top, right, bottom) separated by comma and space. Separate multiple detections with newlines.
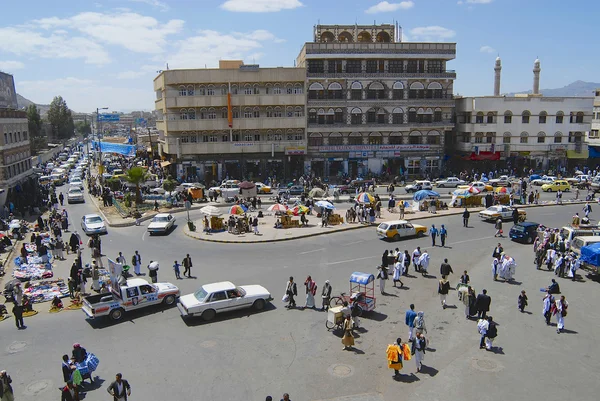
329, 297, 343, 308
325, 320, 335, 330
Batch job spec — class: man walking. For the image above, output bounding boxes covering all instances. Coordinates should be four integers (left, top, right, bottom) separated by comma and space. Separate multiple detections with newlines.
462, 207, 470, 227
132, 251, 141, 276
405, 304, 417, 341
377, 265, 389, 295
182, 254, 193, 278
285, 277, 297, 309
475, 289, 491, 319
320, 280, 332, 311
440, 258, 454, 279
411, 332, 427, 373
107, 373, 131, 401
412, 247, 421, 273
429, 224, 438, 247
440, 224, 448, 247
438, 275, 450, 309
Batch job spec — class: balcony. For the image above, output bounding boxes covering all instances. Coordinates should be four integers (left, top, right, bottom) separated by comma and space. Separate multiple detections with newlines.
164, 94, 305, 109
159, 117, 305, 132
306, 71, 457, 79
162, 140, 306, 155
155, 98, 165, 110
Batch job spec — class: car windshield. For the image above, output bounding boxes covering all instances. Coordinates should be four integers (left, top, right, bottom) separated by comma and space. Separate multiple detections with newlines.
86, 216, 103, 224
153, 216, 169, 222
378, 223, 389, 230
69, 189, 82, 194
194, 288, 208, 302
236, 287, 246, 297
512, 225, 525, 233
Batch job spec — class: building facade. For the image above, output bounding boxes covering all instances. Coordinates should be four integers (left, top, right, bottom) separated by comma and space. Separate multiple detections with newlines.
587, 89, 600, 158
297, 24, 456, 179
153, 61, 306, 183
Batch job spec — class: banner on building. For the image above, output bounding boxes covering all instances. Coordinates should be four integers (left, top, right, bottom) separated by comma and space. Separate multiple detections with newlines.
318, 144, 431, 152
91, 141, 136, 156
284, 146, 306, 155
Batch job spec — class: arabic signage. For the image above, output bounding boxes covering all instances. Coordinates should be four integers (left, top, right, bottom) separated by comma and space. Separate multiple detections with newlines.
285, 146, 306, 155
317, 144, 431, 152
98, 113, 120, 122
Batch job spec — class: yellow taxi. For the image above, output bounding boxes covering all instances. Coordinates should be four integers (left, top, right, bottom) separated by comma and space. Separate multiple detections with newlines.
376, 220, 427, 241
255, 183, 272, 194
541, 180, 571, 192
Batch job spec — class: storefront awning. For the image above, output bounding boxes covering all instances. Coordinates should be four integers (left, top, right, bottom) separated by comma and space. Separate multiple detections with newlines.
567, 148, 589, 159
467, 151, 501, 161
160, 161, 172, 168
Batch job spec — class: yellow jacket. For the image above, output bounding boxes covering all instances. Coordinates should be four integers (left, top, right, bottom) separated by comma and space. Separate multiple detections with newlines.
386, 343, 411, 370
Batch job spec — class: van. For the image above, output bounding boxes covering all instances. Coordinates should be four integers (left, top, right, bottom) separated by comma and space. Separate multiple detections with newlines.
376, 220, 427, 241
571, 236, 600, 256
559, 225, 600, 243
38, 175, 52, 186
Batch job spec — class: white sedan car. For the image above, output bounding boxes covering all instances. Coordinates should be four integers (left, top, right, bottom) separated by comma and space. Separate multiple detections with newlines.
69, 179, 84, 190
177, 281, 273, 321
435, 177, 465, 188
67, 187, 85, 204
81, 214, 107, 235
147, 213, 176, 235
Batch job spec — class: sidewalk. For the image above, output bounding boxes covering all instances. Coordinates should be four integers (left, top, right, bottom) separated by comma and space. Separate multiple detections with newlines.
184, 199, 589, 244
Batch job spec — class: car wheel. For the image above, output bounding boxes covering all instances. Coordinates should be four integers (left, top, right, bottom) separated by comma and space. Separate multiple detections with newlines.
565, 188, 570, 192
163, 294, 176, 305
393, 234, 401, 241
438, 184, 444, 188
109, 308, 124, 321
526, 236, 534, 244
202, 309, 216, 321
253, 299, 266, 311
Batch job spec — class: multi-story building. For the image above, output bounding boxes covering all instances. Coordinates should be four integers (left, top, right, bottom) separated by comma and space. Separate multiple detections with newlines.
0, 72, 35, 207
296, 24, 456, 179
153, 61, 306, 183
453, 59, 593, 171
586, 89, 600, 158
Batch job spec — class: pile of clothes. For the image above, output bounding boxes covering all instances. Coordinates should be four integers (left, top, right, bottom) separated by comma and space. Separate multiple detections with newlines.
23, 279, 69, 303
13, 238, 54, 281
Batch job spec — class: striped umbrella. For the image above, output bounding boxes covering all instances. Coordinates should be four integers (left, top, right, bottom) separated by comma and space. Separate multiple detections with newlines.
229, 205, 247, 215
267, 204, 288, 212
467, 186, 481, 194
356, 192, 375, 204
287, 205, 309, 216
494, 186, 510, 194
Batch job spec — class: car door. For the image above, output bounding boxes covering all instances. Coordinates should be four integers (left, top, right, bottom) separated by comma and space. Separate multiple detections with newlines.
501, 206, 511, 219
226, 288, 252, 310
208, 291, 233, 313
125, 286, 145, 310
402, 223, 415, 237
138, 284, 159, 305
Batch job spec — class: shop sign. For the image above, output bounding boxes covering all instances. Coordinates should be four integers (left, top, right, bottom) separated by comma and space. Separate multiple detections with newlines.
319, 144, 431, 152
233, 142, 255, 147
285, 146, 306, 155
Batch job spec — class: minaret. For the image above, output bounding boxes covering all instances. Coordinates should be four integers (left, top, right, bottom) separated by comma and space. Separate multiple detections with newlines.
533, 58, 541, 95
494, 56, 502, 96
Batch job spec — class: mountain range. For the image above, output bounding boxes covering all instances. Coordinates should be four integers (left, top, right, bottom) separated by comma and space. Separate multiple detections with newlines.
508, 80, 599, 97
16, 93, 51, 115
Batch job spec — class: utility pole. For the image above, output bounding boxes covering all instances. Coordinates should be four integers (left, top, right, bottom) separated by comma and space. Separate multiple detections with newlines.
96, 107, 109, 174
147, 127, 154, 161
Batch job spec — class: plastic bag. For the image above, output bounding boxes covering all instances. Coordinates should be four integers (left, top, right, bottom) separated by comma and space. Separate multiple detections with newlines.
282, 294, 289, 303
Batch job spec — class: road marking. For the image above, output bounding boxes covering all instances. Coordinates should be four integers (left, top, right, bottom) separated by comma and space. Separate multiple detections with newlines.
325, 256, 377, 265
342, 240, 364, 246
299, 248, 325, 255
142, 232, 146, 241
450, 235, 496, 245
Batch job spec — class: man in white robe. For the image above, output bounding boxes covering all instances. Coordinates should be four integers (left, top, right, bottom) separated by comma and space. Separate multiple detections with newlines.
418, 251, 430, 275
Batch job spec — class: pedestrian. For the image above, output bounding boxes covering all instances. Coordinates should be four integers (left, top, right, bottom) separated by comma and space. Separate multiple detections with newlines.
418, 250, 430, 276
412, 247, 421, 272
386, 338, 411, 377
392, 257, 404, 288
377, 265, 389, 295
411, 332, 427, 373
173, 260, 182, 279
440, 224, 448, 247
59, 192, 64, 206
280, 394, 290, 401
182, 254, 193, 278
460, 270, 470, 285
252, 216, 259, 235
554, 295, 568, 333
438, 275, 450, 308
320, 280, 332, 311
60, 380, 79, 401
399, 200, 405, 219
405, 304, 417, 340
494, 218, 503, 237
462, 286, 475, 319
478, 316, 498, 350
342, 315, 354, 350
463, 207, 470, 227
512, 207, 520, 225
492, 243, 504, 259
572, 213, 580, 226
381, 250, 389, 275
542, 291, 555, 325
116, 251, 126, 265
285, 277, 297, 308
62, 354, 75, 383
403, 250, 411, 276
429, 224, 438, 247
132, 251, 141, 276
535, 190, 540, 204
0, 370, 14, 401
303, 275, 317, 309
440, 258, 454, 278
556, 190, 562, 205
475, 289, 491, 319
413, 311, 427, 336
107, 373, 131, 401
518, 290, 528, 312
147, 261, 158, 283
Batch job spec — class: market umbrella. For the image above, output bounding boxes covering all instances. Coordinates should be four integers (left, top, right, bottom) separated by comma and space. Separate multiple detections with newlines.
229, 205, 247, 215
356, 192, 375, 204
315, 200, 335, 210
308, 187, 325, 198
267, 204, 288, 212
148, 261, 159, 271
199, 205, 222, 216
239, 181, 256, 190
287, 205, 309, 216
452, 189, 471, 197
467, 186, 481, 194
494, 186, 511, 194
413, 190, 440, 201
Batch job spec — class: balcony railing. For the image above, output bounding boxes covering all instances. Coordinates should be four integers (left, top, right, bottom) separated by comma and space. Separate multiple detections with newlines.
306, 71, 456, 79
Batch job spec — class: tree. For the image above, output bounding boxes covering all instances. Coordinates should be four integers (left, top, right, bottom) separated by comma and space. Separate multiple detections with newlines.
162, 176, 177, 192
26, 104, 43, 137
47, 96, 75, 140
75, 121, 92, 137
125, 167, 148, 204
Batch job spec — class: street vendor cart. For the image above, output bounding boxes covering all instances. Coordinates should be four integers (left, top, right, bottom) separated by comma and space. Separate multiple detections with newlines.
329, 272, 376, 313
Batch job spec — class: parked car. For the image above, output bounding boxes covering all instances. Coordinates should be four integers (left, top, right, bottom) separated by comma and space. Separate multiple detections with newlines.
147, 213, 176, 235
255, 183, 272, 194
405, 180, 433, 193
435, 177, 466, 188
541, 180, 571, 192
287, 186, 305, 196
509, 221, 540, 244
376, 220, 427, 241
530, 176, 556, 186
489, 175, 511, 187
67, 187, 85, 204
81, 214, 107, 235
479, 205, 526, 221
177, 281, 273, 321
458, 181, 493, 192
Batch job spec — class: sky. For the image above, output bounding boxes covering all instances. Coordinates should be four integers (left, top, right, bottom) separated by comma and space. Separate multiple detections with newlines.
0, 0, 597, 113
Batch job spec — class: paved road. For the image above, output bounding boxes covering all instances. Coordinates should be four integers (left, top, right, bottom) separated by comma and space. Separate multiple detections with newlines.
1, 188, 597, 401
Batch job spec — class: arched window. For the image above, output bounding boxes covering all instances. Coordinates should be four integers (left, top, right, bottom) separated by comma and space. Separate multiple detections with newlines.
220, 85, 228, 95
475, 132, 484, 143
274, 106, 282, 118
350, 82, 363, 100
554, 131, 563, 143
434, 108, 443, 123
502, 132, 512, 144
369, 132, 383, 145
198, 108, 207, 119
409, 82, 425, 99
392, 82, 404, 100
253, 106, 260, 118
309, 82, 325, 99
206, 85, 215, 96
522, 110, 531, 124
327, 82, 343, 99
273, 84, 282, 95
294, 106, 304, 118
539, 111, 547, 124
186, 85, 195, 96
195, 85, 204, 96
338, 31, 353, 42
351, 107, 363, 125
520, 132, 529, 144
476, 112, 485, 124
320, 31, 335, 42
427, 130, 441, 145
348, 132, 363, 145
426, 82, 443, 99
328, 132, 343, 145
408, 108, 417, 123
570, 131, 583, 143
556, 111, 564, 124
293, 83, 303, 94
308, 108, 317, 124
537, 132, 546, 144
188, 108, 197, 120
266, 106, 274, 118
576, 112, 584, 123
357, 31, 372, 42
504, 110, 513, 124
392, 108, 404, 124
334, 108, 344, 124
180, 108, 188, 120
309, 133, 323, 147
408, 130, 422, 145
243, 107, 253, 118
389, 131, 403, 145
178, 85, 187, 97
487, 112, 494, 124
376, 31, 391, 43
367, 82, 385, 100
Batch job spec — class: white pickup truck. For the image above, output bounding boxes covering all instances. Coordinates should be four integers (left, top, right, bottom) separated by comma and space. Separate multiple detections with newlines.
82, 278, 180, 321
209, 181, 240, 199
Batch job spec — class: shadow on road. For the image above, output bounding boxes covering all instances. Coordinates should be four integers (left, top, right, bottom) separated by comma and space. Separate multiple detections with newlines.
393, 373, 420, 383
363, 311, 388, 322
86, 304, 179, 329
181, 302, 276, 327
420, 365, 439, 377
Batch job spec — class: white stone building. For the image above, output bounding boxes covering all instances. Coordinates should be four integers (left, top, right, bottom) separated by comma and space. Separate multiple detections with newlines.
586, 89, 600, 160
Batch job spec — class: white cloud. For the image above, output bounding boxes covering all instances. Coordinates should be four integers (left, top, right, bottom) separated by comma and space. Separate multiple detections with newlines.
409, 26, 456, 42
459, 0, 493, 4
242, 29, 285, 43
0, 27, 111, 64
129, 0, 170, 11
17, 77, 154, 112
33, 12, 184, 54
167, 29, 278, 69
0, 60, 25, 71
365, 1, 414, 14
116, 65, 162, 79
221, 0, 303, 12
480, 45, 495, 53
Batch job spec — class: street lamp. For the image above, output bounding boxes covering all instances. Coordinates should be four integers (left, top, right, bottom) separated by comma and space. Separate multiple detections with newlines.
96, 107, 109, 174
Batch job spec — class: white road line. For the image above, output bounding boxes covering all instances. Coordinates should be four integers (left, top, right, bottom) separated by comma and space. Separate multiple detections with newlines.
142, 232, 146, 241
449, 235, 496, 245
342, 240, 365, 246
299, 248, 325, 255
325, 256, 377, 266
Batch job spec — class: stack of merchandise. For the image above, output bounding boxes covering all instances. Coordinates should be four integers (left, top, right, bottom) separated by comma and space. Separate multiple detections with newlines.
75, 353, 100, 376
23, 280, 70, 303
14, 235, 54, 282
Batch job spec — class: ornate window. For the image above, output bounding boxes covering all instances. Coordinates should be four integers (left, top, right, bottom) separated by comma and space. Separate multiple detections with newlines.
434, 108, 443, 123
293, 83, 303, 94
329, 133, 343, 145
308, 109, 317, 124
368, 132, 382, 145
207, 85, 215, 96
244, 107, 253, 118
207, 108, 216, 120
539, 111, 547, 124
309, 82, 325, 100
392, 82, 404, 100
537, 132, 546, 143
522, 111, 531, 124
348, 133, 363, 145
338, 31, 353, 42
243, 85, 253, 95
274, 106, 283, 118
178, 86, 187, 96
503, 132, 511, 144
195, 86, 204, 96
408, 131, 422, 145
392, 108, 404, 124
554, 132, 562, 143
350, 81, 362, 100
475, 132, 484, 143
475, 112, 484, 124
309, 133, 323, 146
408, 82, 425, 99
556, 111, 564, 124
334, 108, 344, 123
389, 132, 403, 144
367, 82, 385, 100
273, 85, 282, 95
350, 108, 362, 125
427, 130, 441, 145
487, 112, 494, 124
485, 132, 494, 144
179, 109, 188, 120
426, 82, 443, 99
504, 111, 512, 124
328, 82, 343, 99
520, 132, 529, 144
187, 85, 195, 96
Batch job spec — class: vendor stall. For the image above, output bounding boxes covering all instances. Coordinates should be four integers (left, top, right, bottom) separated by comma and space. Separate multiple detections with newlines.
23, 279, 69, 303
